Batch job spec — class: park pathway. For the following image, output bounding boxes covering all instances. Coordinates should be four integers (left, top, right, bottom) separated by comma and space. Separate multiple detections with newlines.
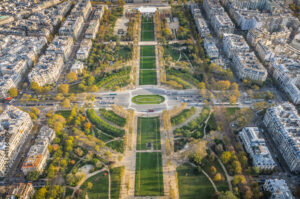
71, 167, 108, 198
203, 109, 233, 192
119, 116, 138, 199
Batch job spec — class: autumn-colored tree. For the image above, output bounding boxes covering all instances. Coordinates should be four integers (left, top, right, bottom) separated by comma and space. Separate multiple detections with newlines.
48, 114, 66, 132
232, 175, 246, 185
232, 160, 242, 174
31, 107, 40, 116
214, 173, 222, 182
210, 166, 217, 175
58, 84, 69, 95
31, 82, 42, 93
221, 151, 232, 164
61, 98, 71, 108
229, 95, 237, 104
8, 87, 18, 97
66, 72, 78, 82
214, 80, 231, 90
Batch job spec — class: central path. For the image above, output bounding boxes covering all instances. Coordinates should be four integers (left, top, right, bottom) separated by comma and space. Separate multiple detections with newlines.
121, 12, 178, 199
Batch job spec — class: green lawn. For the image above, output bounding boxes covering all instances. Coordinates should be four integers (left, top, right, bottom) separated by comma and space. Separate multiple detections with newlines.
111, 167, 123, 199
137, 117, 161, 150
82, 171, 109, 199
140, 45, 155, 57
132, 95, 165, 104
141, 31, 155, 41
142, 23, 154, 31
140, 57, 156, 69
139, 70, 157, 85
135, 152, 164, 196
81, 167, 122, 199
177, 164, 216, 199
56, 110, 71, 119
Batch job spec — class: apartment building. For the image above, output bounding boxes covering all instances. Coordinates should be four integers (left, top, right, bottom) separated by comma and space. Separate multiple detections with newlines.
211, 13, 235, 36
85, 19, 100, 39
28, 54, 64, 86
71, 0, 92, 20
223, 33, 250, 58
76, 39, 92, 60
263, 103, 300, 172
46, 36, 73, 61
232, 52, 267, 82
22, 126, 55, 175
203, 0, 224, 17
0, 35, 47, 98
263, 179, 295, 199
6, 183, 35, 199
239, 127, 276, 170
0, 106, 33, 177
195, 18, 210, 38
272, 57, 300, 104
204, 38, 219, 59
59, 15, 84, 40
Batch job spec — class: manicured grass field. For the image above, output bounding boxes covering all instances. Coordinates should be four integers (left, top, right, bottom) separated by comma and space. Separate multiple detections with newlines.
135, 152, 164, 196
177, 164, 215, 199
141, 31, 155, 41
132, 95, 165, 104
137, 117, 161, 150
142, 23, 154, 31
140, 45, 155, 57
140, 57, 156, 69
141, 16, 154, 41
139, 70, 157, 85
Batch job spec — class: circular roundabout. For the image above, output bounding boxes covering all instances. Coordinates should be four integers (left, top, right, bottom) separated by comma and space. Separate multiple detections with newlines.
131, 95, 165, 104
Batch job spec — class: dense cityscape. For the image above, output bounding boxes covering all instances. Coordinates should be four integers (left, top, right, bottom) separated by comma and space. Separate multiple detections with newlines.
0, 0, 299, 198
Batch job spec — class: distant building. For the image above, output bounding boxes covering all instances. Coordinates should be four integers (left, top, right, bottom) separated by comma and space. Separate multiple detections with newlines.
239, 127, 276, 170
263, 179, 295, 199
